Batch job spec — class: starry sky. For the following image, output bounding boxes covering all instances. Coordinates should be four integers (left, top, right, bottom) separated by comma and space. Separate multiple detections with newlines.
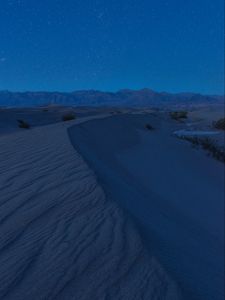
0, 0, 224, 94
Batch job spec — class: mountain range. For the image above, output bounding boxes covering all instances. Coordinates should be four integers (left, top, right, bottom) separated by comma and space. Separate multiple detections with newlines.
0, 89, 223, 107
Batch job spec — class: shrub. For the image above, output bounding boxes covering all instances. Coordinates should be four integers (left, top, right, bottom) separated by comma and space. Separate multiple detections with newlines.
179, 135, 225, 163
62, 113, 76, 122
17, 119, 30, 129
213, 118, 225, 130
145, 124, 155, 130
170, 111, 188, 120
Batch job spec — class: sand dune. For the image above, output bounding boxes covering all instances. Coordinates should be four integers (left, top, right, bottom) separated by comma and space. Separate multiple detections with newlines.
69, 113, 224, 300
0, 116, 181, 299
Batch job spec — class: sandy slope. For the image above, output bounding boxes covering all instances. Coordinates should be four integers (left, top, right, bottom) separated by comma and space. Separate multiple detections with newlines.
0, 106, 108, 136
69, 113, 224, 300
0, 116, 181, 299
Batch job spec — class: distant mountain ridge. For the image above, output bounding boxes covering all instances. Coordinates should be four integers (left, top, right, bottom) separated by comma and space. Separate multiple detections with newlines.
0, 89, 223, 107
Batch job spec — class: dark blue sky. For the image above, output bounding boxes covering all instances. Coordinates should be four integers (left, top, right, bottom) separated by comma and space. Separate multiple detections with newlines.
0, 0, 224, 94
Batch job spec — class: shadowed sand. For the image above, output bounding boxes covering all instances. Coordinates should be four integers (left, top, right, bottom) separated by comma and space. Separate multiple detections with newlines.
69, 113, 224, 300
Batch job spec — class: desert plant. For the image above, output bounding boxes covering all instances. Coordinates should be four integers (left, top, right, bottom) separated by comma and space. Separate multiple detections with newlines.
170, 111, 188, 121
200, 138, 225, 163
179, 135, 225, 163
17, 119, 30, 129
62, 113, 76, 122
213, 118, 225, 131
145, 124, 155, 130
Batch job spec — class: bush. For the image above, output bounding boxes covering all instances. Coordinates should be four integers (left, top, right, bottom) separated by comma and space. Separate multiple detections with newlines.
213, 118, 225, 130
62, 113, 76, 122
17, 119, 30, 129
179, 135, 225, 163
170, 111, 188, 120
145, 124, 154, 130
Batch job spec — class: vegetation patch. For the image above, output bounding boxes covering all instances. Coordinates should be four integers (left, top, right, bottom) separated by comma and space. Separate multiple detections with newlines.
145, 124, 155, 130
213, 118, 225, 131
62, 113, 76, 121
170, 111, 188, 121
17, 119, 31, 129
179, 135, 225, 163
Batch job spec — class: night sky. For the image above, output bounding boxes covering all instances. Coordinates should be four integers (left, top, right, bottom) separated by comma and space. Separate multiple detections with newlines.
0, 0, 224, 94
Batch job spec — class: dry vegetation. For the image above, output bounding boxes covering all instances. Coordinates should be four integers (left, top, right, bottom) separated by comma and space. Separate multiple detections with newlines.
170, 111, 188, 121
145, 124, 155, 130
17, 119, 30, 129
62, 113, 76, 121
213, 118, 225, 131
180, 136, 225, 163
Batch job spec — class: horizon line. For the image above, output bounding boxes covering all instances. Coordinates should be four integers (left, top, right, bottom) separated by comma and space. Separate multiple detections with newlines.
0, 88, 224, 97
